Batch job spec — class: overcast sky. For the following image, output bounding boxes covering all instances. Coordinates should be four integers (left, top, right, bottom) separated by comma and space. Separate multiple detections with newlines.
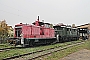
0, 0, 90, 27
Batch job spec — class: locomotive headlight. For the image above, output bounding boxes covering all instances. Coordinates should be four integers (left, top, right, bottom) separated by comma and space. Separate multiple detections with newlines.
20, 34, 21, 37
20, 33, 22, 37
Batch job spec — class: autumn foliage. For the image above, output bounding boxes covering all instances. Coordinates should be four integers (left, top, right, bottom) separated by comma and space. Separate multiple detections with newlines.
0, 20, 13, 43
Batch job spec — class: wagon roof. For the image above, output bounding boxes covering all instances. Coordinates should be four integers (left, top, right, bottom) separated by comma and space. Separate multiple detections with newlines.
77, 24, 90, 29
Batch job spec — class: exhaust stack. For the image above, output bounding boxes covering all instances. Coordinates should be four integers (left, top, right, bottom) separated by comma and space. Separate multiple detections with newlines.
38, 16, 39, 21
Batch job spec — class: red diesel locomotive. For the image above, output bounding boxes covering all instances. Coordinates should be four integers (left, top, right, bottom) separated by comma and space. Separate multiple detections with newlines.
11, 16, 56, 47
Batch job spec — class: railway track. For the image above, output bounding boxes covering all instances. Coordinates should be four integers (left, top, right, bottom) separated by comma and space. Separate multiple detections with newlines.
3, 41, 85, 60
0, 47, 15, 52
0, 47, 24, 52
0, 41, 81, 52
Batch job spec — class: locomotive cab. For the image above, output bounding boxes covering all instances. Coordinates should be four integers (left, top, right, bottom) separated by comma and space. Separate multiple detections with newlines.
15, 27, 22, 37
8, 24, 23, 46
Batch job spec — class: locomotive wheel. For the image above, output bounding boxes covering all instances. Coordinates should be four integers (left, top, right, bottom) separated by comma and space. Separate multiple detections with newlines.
21, 44, 25, 47
29, 40, 34, 47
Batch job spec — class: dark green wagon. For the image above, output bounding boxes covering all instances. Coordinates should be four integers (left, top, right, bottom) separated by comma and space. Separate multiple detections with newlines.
53, 25, 79, 42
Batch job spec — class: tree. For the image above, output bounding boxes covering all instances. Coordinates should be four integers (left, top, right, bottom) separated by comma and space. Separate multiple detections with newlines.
0, 20, 13, 43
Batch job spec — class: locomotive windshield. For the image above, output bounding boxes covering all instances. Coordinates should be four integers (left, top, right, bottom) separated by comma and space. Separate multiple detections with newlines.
15, 27, 22, 37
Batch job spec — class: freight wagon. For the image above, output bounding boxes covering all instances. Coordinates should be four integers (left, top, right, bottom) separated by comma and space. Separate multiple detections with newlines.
53, 24, 79, 42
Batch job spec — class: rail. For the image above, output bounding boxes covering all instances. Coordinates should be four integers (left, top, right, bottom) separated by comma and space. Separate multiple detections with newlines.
3, 41, 85, 60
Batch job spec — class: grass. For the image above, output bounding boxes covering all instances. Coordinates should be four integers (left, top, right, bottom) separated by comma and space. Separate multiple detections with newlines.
0, 43, 14, 49
40, 40, 90, 60
0, 40, 83, 60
